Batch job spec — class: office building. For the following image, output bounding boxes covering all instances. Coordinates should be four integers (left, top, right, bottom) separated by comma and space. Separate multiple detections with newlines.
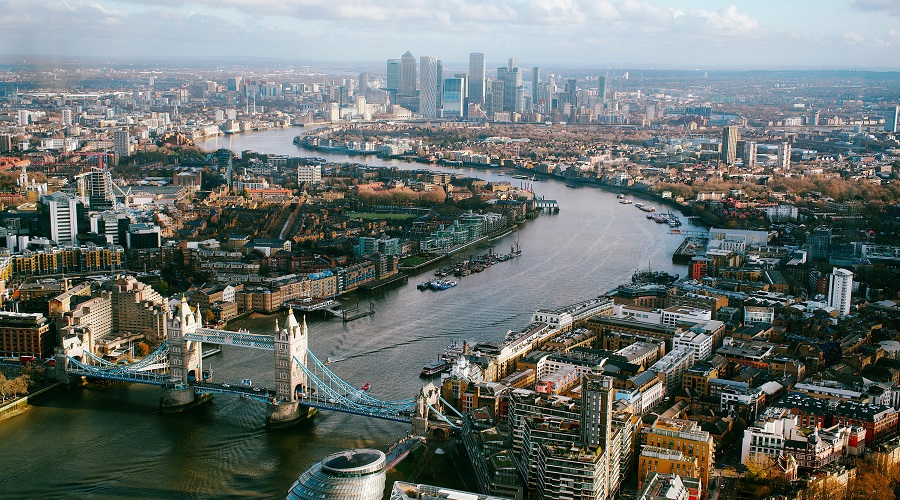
126, 223, 162, 249
442, 77, 465, 119
469, 52, 485, 105
399, 51, 416, 97
41, 192, 79, 246
721, 126, 739, 165
297, 164, 322, 184
0, 311, 53, 359
886, 105, 899, 133
776, 141, 791, 170
532, 67, 540, 105
598, 75, 608, 106
113, 129, 130, 159
498, 60, 524, 113
286, 449, 385, 500
419, 56, 440, 118
828, 267, 853, 317
385, 59, 400, 92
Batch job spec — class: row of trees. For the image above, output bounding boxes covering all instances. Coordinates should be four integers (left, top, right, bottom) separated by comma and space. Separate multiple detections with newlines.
0, 373, 31, 402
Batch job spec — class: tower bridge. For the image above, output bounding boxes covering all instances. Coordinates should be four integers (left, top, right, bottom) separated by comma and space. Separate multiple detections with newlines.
54, 296, 454, 433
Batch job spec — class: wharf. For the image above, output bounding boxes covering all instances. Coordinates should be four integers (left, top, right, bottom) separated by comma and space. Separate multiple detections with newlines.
672, 236, 708, 264
359, 273, 408, 293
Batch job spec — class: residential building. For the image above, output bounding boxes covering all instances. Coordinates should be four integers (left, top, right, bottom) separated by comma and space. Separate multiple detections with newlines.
638, 447, 700, 489
722, 126, 739, 165
827, 267, 853, 317
110, 276, 168, 341
297, 164, 322, 184
637, 473, 701, 500
644, 418, 714, 485
419, 56, 440, 118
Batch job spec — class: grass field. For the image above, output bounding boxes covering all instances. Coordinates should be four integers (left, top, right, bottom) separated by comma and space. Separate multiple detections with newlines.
400, 254, 439, 267
348, 212, 417, 221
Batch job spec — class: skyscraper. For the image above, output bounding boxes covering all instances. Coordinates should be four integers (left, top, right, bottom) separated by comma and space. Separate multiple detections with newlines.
357, 73, 368, 95
722, 126, 739, 165
886, 105, 899, 133
828, 267, 853, 317
216, 149, 234, 190
499, 62, 523, 113
385, 59, 400, 92
532, 67, 540, 105
488, 80, 504, 117
399, 51, 417, 97
468, 52, 485, 106
777, 141, 791, 170
598, 75, 608, 106
419, 56, 439, 118
442, 77, 465, 118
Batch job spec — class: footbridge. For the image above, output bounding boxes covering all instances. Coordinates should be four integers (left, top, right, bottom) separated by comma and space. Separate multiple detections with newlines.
55, 297, 455, 432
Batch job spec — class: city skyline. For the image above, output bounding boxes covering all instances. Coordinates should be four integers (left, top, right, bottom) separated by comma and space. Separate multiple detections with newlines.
2, 1, 900, 70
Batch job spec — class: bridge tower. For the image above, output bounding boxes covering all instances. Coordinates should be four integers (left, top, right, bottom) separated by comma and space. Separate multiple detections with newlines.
266, 308, 315, 428
411, 382, 441, 436
160, 295, 207, 412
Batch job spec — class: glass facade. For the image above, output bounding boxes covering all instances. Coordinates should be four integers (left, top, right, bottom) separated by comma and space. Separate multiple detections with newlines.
286, 449, 386, 500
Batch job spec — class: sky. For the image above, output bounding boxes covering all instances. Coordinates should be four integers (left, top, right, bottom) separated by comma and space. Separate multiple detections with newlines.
2, 0, 900, 70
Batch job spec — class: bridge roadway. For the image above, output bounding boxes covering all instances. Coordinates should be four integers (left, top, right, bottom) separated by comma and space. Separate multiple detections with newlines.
184, 329, 275, 350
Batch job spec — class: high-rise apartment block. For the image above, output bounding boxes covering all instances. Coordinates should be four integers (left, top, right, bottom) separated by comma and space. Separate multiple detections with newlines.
777, 141, 791, 170
886, 105, 899, 133
419, 56, 440, 118
113, 129, 130, 159
721, 126, 739, 165
828, 267, 853, 317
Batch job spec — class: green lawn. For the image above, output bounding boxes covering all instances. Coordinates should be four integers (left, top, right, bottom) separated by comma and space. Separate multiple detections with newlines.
400, 254, 439, 267
348, 212, 417, 221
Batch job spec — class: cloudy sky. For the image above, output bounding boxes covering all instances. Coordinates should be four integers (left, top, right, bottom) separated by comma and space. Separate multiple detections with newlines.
2, 0, 900, 69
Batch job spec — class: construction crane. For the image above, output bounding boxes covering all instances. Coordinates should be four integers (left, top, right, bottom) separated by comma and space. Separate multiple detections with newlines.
67, 152, 130, 209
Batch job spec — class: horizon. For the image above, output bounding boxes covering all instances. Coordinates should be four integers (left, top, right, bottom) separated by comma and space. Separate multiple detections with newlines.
3, 1, 900, 71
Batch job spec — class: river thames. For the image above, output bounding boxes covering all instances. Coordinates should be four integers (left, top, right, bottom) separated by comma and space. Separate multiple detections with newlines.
0, 128, 702, 499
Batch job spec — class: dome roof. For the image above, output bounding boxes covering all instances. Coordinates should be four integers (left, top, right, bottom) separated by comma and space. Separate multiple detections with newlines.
286, 449, 386, 500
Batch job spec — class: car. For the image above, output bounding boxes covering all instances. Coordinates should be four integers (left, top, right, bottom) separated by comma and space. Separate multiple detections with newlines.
222, 383, 230, 388
720, 484, 726, 489
253, 387, 261, 392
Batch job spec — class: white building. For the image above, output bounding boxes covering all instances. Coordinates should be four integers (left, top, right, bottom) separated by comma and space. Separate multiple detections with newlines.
827, 267, 853, 317
648, 348, 693, 395
41, 192, 79, 246
672, 330, 713, 363
744, 306, 775, 325
418, 56, 439, 118
765, 204, 799, 221
297, 164, 322, 184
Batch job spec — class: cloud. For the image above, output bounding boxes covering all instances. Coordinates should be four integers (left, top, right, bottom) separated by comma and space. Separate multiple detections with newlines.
843, 30, 865, 43
690, 5, 760, 36
849, 0, 900, 16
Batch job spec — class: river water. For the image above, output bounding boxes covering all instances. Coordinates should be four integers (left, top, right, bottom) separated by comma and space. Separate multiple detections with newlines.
0, 128, 701, 499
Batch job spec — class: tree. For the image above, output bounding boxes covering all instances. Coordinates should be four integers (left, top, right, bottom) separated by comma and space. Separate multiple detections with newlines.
136, 342, 151, 357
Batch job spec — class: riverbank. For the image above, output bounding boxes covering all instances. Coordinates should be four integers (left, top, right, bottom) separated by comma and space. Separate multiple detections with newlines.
398, 225, 519, 275
0, 382, 63, 423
